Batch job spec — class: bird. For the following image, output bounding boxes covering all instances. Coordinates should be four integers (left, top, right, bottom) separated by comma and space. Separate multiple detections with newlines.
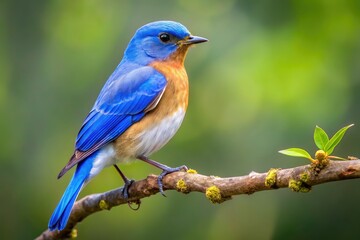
48, 20, 207, 231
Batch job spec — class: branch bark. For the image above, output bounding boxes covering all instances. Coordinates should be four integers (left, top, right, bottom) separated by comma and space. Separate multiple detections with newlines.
36, 160, 360, 240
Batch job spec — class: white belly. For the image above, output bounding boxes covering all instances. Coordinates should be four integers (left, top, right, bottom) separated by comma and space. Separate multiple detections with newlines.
88, 108, 185, 179
88, 144, 117, 180
134, 108, 186, 157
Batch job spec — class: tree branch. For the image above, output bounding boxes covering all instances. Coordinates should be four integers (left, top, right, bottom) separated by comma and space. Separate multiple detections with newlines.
36, 160, 360, 240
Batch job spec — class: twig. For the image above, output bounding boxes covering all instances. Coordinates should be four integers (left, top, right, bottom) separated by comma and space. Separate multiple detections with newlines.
36, 160, 360, 240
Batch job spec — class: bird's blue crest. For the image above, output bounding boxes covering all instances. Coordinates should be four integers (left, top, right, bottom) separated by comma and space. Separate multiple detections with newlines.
123, 21, 191, 65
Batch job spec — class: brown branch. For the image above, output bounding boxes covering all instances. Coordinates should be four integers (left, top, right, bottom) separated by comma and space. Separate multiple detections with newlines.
36, 160, 360, 240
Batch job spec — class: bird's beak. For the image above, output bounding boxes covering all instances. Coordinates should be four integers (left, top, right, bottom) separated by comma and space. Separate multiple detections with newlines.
183, 35, 208, 45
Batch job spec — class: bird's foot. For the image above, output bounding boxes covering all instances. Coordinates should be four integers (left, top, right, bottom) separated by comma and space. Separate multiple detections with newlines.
136, 156, 188, 196
121, 178, 135, 199
157, 165, 188, 196
113, 164, 134, 199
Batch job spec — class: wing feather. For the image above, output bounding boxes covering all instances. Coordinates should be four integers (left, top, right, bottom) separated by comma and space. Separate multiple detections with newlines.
58, 66, 167, 178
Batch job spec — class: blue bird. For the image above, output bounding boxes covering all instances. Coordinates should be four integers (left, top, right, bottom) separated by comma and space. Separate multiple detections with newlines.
48, 20, 207, 231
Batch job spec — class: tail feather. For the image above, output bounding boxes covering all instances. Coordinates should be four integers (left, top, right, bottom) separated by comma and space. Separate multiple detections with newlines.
49, 152, 97, 231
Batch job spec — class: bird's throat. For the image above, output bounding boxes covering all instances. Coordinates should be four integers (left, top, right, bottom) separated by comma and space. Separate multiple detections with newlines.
166, 46, 190, 66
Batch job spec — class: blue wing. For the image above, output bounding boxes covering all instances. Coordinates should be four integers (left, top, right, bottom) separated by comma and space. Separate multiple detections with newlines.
58, 66, 167, 178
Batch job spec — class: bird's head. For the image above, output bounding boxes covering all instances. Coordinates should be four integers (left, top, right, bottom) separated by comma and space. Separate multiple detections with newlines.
124, 21, 207, 65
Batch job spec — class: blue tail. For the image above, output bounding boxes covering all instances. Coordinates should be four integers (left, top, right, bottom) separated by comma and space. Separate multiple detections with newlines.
48, 152, 98, 231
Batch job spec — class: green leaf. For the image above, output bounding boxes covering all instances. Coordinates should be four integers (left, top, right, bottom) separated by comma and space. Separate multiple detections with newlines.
279, 148, 312, 160
324, 124, 354, 155
314, 125, 329, 150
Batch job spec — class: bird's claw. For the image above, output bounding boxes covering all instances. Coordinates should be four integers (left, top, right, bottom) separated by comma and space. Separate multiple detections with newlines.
157, 165, 188, 196
121, 179, 135, 199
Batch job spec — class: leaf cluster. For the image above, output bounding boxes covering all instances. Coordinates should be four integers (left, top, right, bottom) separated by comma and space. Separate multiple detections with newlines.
279, 124, 354, 162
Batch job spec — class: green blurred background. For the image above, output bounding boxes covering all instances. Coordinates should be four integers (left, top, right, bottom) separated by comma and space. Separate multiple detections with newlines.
1, 0, 360, 239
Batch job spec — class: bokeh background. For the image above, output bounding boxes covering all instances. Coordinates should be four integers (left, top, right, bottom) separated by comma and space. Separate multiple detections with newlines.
1, 0, 360, 239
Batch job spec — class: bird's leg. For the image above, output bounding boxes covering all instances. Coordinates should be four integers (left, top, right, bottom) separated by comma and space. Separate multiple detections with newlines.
113, 164, 134, 199
137, 155, 188, 196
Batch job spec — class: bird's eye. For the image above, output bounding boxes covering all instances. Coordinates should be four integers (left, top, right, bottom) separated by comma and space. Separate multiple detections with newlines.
159, 33, 171, 43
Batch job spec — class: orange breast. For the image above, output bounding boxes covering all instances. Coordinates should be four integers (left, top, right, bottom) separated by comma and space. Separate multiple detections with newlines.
114, 60, 189, 159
